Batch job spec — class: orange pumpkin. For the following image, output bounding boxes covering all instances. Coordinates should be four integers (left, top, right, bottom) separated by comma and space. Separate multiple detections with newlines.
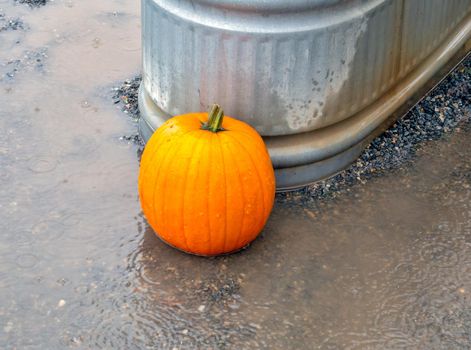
138, 105, 275, 256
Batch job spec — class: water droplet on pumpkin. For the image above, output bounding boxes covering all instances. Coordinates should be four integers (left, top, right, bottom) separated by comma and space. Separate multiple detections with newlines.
244, 204, 252, 215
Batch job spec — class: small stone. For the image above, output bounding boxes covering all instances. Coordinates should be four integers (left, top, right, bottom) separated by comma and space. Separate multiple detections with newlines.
3, 321, 13, 333
304, 209, 316, 219
58, 299, 66, 308
70, 336, 82, 345
228, 303, 240, 310
198, 305, 205, 312
249, 323, 261, 330
92, 38, 101, 48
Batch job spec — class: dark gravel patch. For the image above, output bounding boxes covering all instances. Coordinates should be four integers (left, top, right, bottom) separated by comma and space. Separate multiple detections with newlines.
278, 55, 471, 202
197, 277, 241, 304
114, 55, 470, 200
112, 76, 141, 120
14, 0, 47, 7
0, 48, 48, 82
0, 12, 26, 32
112, 76, 143, 145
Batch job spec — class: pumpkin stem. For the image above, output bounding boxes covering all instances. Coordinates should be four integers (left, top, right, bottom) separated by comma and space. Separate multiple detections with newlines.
202, 104, 225, 132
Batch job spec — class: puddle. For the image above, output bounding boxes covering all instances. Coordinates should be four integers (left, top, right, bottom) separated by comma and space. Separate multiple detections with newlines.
1, 0, 471, 349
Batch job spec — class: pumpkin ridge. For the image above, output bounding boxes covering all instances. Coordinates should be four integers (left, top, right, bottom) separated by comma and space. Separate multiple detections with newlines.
139, 130, 167, 184
151, 135, 182, 235
198, 132, 213, 254
223, 134, 247, 250
154, 130, 198, 239
180, 131, 206, 252
222, 125, 269, 158
223, 132, 266, 233
141, 127, 196, 183
144, 131, 182, 228
231, 131, 274, 218
217, 134, 228, 254
206, 134, 215, 254
139, 124, 172, 175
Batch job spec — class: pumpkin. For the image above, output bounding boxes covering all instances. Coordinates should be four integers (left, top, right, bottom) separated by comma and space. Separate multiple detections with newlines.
138, 104, 275, 256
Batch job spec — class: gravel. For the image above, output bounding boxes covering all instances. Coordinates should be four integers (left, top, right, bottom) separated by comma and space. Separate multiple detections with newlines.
288, 55, 471, 201
112, 76, 143, 146
14, 0, 48, 7
112, 76, 141, 121
114, 55, 471, 200
0, 12, 26, 32
198, 277, 240, 303
0, 48, 48, 82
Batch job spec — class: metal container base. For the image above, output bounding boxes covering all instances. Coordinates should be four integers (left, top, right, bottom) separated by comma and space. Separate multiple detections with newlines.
138, 91, 365, 191
139, 15, 471, 192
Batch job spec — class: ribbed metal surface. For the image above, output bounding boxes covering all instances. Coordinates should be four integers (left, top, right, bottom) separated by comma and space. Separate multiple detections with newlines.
142, 0, 404, 136
140, 0, 471, 189
399, 0, 471, 78
338, 0, 402, 119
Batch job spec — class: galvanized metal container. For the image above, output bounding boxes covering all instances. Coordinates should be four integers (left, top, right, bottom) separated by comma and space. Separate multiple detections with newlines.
139, 0, 471, 190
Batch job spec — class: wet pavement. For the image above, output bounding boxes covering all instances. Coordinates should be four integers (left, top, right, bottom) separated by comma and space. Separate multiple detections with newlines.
1, 0, 471, 349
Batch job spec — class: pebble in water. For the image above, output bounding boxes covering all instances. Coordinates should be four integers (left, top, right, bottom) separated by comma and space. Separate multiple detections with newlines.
1, 48, 48, 82
0, 13, 26, 32
80, 100, 91, 108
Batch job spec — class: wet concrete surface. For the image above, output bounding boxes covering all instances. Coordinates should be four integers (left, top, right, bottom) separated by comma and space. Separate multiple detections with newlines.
1, 0, 471, 349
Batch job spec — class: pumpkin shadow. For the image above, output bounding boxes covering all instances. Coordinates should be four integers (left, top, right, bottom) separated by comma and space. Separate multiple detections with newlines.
134, 220, 254, 306
135, 222, 216, 285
